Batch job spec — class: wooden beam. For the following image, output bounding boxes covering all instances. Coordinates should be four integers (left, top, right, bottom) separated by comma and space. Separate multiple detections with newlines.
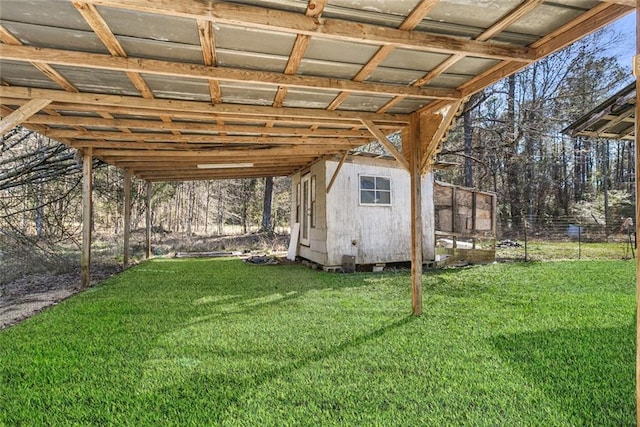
73, 2, 127, 56
326, 150, 350, 193
81, 147, 93, 288
196, 19, 222, 104
0, 44, 461, 101
123, 169, 132, 267
408, 114, 423, 316
0, 24, 79, 93
327, 0, 442, 110
0, 98, 51, 135
45, 129, 368, 144
145, 181, 152, 259
421, 100, 463, 173
73, 1, 158, 101
0, 86, 409, 123
26, 115, 375, 137
399, 0, 439, 30
81, 0, 536, 61
92, 147, 347, 158
403, 0, 542, 93
459, 3, 632, 97
475, 0, 545, 42
361, 119, 410, 171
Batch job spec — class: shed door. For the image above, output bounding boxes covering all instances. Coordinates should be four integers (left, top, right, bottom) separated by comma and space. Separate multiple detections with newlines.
300, 174, 311, 246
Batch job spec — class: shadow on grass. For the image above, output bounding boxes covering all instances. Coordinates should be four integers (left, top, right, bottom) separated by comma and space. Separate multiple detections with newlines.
139, 315, 416, 423
492, 323, 635, 425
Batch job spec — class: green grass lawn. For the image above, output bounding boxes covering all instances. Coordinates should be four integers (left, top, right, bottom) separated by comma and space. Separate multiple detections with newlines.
0, 259, 635, 426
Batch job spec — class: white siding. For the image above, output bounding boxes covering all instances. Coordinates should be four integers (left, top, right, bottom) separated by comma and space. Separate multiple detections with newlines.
291, 156, 435, 267
325, 159, 435, 266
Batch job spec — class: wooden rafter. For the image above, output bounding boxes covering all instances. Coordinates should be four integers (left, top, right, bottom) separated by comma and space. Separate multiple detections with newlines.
0, 44, 461, 101
457, 2, 632, 98
24, 115, 376, 137
196, 19, 222, 104
80, 0, 535, 62
361, 119, 410, 171
0, 86, 409, 124
273, 0, 328, 107
0, 99, 52, 135
385, 0, 546, 112
0, 25, 79, 93
326, 0, 440, 112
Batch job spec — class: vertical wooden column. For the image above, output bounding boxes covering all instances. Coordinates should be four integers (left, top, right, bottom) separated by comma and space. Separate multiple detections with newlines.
409, 114, 423, 316
81, 148, 93, 288
634, 3, 639, 424
123, 170, 132, 267
145, 181, 152, 259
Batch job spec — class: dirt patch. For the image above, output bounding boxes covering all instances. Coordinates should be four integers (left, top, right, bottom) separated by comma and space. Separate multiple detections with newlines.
0, 232, 291, 330
0, 265, 121, 330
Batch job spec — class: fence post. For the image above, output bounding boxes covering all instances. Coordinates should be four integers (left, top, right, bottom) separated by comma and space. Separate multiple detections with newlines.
578, 224, 582, 260
523, 219, 528, 262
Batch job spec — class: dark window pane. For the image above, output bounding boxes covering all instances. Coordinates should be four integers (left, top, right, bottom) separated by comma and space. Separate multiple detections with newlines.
378, 191, 391, 204
360, 176, 375, 189
361, 190, 375, 204
376, 177, 390, 191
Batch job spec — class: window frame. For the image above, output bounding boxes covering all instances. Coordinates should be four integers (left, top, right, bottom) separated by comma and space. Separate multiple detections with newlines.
359, 174, 392, 206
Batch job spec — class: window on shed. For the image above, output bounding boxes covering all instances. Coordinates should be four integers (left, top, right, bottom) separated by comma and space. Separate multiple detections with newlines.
359, 175, 391, 205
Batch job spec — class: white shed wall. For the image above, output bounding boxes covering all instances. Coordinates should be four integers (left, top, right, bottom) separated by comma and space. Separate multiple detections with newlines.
291, 157, 435, 267
324, 159, 435, 266
290, 161, 328, 265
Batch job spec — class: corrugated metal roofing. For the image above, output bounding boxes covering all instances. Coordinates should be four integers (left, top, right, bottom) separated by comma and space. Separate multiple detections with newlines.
0, 0, 634, 181
565, 82, 636, 141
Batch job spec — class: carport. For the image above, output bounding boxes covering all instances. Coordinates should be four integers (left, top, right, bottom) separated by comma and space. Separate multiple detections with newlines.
0, 1, 637, 388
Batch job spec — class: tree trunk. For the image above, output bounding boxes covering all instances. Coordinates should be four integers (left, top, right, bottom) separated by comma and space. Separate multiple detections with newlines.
261, 176, 274, 232
463, 107, 473, 188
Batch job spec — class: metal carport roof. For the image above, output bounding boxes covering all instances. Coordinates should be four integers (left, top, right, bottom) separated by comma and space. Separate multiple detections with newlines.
0, 0, 634, 181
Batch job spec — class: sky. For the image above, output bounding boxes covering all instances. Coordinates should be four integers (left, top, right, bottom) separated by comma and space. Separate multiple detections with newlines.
609, 11, 636, 72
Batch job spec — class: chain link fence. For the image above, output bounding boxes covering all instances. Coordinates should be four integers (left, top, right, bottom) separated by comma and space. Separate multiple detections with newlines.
495, 215, 636, 261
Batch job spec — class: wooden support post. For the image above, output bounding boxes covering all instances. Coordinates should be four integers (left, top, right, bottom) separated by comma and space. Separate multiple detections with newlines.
635, 3, 639, 424
81, 147, 93, 288
326, 150, 350, 194
409, 114, 423, 316
123, 170, 131, 267
0, 98, 51, 136
145, 181, 152, 259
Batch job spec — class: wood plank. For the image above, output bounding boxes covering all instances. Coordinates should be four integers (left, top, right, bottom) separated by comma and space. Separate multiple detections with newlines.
327, 0, 445, 110
0, 98, 51, 135
326, 150, 350, 193
409, 114, 423, 316
81, 0, 536, 61
361, 119, 410, 171
475, 0, 545, 42
0, 24, 79, 92
0, 86, 409, 123
421, 100, 463, 173
196, 19, 223, 104
44, 129, 368, 145
73, 2, 127, 57
0, 44, 461, 101
459, 3, 632, 97
399, 0, 439, 30
92, 147, 346, 157
123, 169, 131, 267
81, 147, 93, 288
26, 115, 375, 137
